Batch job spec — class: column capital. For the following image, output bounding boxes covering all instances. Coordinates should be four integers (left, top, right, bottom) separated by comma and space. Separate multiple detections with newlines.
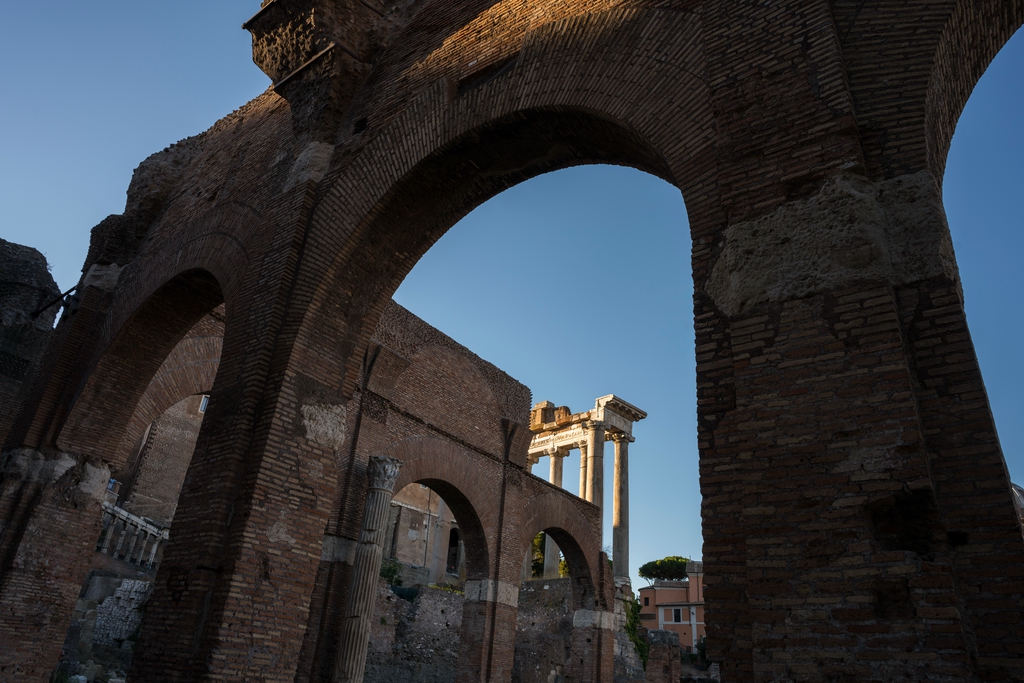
366, 456, 402, 492
610, 432, 635, 444
583, 420, 607, 431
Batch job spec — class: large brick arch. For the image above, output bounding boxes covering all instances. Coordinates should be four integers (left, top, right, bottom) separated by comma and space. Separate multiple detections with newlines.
286, 7, 713, 398
926, 1, 1024, 179
388, 437, 497, 581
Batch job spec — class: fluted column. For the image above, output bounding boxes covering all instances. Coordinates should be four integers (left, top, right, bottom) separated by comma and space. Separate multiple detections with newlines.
333, 456, 402, 683
545, 450, 564, 578
99, 514, 116, 553
549, 449, 564, 488
113, 523, 129, 557
578, 442, 589, 501
123, 525, 140, 561
147, 534, 161, 567
612, 434, 632, 579
585, 422, 606, 511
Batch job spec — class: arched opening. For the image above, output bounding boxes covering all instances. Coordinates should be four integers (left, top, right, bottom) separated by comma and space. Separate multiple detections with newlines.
382, 481, 478, 588
43, 273, 227, 682
511, 520, 603, 683
358, 474, 492, 683
392, 163, 698, 577
297, 101, 699, 683
56, 268, 224, 466
941, 27, 1024, 488
56, 392, 209, 679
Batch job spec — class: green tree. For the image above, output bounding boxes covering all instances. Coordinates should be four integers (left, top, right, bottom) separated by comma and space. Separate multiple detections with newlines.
637, 555, 692, 582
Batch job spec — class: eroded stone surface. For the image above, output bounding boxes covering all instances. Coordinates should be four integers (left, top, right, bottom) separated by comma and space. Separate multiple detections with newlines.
707, 171, 959, 316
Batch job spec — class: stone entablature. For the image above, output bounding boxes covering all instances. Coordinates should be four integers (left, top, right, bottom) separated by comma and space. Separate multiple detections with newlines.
528, 395, 646, 457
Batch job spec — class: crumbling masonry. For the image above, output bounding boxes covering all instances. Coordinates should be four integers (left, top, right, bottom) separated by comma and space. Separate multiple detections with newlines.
2, 1, 1024, 682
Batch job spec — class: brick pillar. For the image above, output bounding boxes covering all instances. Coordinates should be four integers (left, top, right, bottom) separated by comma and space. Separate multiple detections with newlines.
0, 448, 110, 680
458, 580, 519, 683
644, 630, 681, 683
896, 278, 1024, 677
696, 170, 1024, 681
332, 456, 401, 683
568, 609, 616, 683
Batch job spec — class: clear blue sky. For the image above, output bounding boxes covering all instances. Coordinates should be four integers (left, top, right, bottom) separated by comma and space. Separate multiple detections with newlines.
1, 3, 1021, 587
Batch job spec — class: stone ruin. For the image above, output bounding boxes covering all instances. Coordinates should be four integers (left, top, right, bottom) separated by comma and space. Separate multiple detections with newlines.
3, 2, 1024, 682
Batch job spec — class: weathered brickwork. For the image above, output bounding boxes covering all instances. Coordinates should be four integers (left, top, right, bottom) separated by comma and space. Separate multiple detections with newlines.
295, 302, 608, 683
0, 240, 60, 447
1, 2, 1023, 682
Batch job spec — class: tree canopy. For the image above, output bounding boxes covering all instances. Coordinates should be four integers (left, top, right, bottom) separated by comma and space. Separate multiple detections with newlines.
637, 555, 692, 581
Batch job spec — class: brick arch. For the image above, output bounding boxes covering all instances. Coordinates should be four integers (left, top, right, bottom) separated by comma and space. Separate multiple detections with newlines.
56, 268, 223, 466
287, 6, 713, 399
387, 437, 497, 581
111, 310, 224, 474
926, 1, 1024, 180
515, 490, 604, 611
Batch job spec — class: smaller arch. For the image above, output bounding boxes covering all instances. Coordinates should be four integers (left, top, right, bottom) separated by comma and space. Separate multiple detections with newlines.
387, 437, 499, 582
56, 268, 223, 467
111, 308, 224, 472
515, 491, 604, 612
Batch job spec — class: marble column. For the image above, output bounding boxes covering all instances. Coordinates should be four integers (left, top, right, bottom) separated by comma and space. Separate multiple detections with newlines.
549, 449, 564, 488
612, 434, 632, 579
333, 456, 402, 683
146, 535, 160, 568
123, 525, 140, 562
545, 450, 563, 578
100, 515, 117, 553
578, 442, 589, 501
585, 422, 606, 510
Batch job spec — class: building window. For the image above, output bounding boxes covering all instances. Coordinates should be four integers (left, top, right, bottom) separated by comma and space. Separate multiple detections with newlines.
199, 395, 209, 413
673, 608, 682, 623
644, 597, 649, 606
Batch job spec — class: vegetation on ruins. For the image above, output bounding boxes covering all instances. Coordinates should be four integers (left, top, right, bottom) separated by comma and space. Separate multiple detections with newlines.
531, 532, 547, 577
625, 595, 650, 668
637, 555, 692, 582
379, 557, 403, 586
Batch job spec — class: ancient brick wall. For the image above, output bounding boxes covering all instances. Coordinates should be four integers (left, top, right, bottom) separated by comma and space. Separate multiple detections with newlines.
3, 2, 1024, 682
644, 630, 681, 683
512, 579, 573, 683
365, 581, 464, 683
296, 301, 606, 683
111, 309, 222, 474
0, 239, 60, 446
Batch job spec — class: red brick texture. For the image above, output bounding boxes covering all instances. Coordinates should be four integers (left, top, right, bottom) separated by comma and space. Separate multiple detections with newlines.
2, 2, 1023, 682
294, 303, 608, 683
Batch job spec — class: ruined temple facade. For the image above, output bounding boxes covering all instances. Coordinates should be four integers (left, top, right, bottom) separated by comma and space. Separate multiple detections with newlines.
3, 1, 1024, 682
